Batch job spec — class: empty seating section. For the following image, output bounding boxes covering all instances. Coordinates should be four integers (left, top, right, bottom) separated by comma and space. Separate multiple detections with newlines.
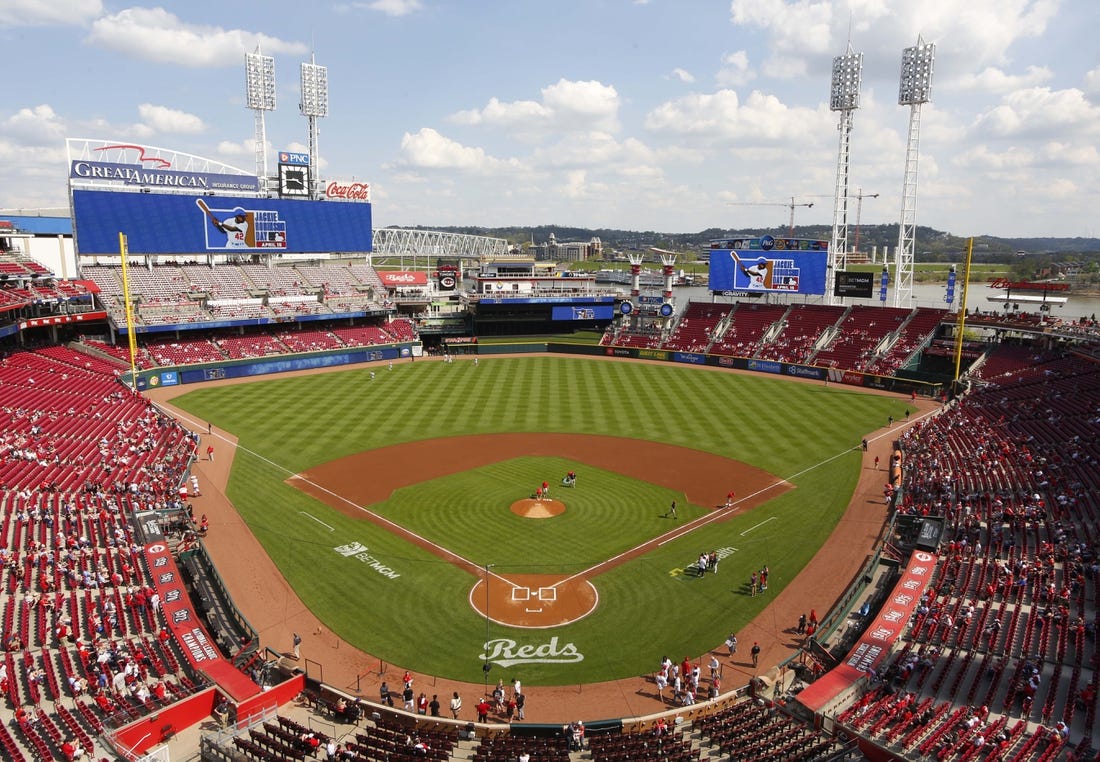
710, 303, 787, 357
0, 348, 210, 760
239, 264, 312, 296
811, 305, 910, 370
80, 262, 393, 324
142, 336, 228, 366
272, 329, 344, 353
385, 318, 418, 342
181, 265, 252, 299
693, 696, 846, 760
865, 306, 948, 375
207, 301, 274, 321
268, 300, 331, 318
79, 339, 154, 370
611, 329, 663, 348
214, 333, 289, 359
331, 325, 394, 347
0, 351, 194, 494
349, 264, 387, 293
755, 304, 844, 363
833, 350, 1100, 759
294, 265, 361, 294
663, 302, 732, 352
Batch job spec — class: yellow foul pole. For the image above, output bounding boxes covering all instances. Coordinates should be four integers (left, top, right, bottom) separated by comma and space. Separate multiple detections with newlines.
952, 238, 973, 383
118, 232, 139, 391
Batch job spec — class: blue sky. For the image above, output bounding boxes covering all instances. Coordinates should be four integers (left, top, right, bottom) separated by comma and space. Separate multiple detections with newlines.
1, 0, 1098, 238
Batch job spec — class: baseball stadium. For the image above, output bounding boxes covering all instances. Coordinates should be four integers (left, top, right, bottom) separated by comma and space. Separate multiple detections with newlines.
0, 134, 1098, 762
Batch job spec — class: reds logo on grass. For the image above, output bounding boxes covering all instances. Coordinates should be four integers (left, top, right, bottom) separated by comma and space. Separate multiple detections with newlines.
481, 637, 584, 667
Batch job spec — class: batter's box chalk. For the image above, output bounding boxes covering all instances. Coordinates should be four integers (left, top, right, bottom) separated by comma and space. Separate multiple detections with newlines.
538, 587, 557, 602
510, 587, 531, 601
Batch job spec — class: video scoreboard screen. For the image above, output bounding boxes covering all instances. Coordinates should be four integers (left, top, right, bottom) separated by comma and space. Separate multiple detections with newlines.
72, 189, 372, 255
708, 236, 828, 295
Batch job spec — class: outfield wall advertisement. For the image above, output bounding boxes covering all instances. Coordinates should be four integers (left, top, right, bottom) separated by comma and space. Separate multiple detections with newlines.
132, 344, 414, 390
550, 342, 939, 396
708, 237, 828, 295
71, 189, 373, 255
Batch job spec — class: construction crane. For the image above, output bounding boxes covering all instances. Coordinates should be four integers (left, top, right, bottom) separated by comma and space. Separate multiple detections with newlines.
850, 188, 879, 259
727, 196, 814, 236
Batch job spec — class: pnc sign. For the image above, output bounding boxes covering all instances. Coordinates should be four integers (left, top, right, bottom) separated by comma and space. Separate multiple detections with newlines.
279, 151, 310, 165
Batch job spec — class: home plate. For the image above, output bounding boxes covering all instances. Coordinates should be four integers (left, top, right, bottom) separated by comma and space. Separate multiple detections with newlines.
525, 607, 543, 613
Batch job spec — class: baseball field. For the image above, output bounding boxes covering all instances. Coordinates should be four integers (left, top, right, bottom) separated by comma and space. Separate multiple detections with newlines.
169, 355, 909, 686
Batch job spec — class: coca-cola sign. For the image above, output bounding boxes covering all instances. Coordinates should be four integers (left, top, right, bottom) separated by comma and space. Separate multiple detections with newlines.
325, 180, 371, 202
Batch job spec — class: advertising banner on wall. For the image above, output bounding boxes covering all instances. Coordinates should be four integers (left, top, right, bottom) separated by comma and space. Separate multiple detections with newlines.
795, 550, 938, 712
72, 189, 373, 255
378, 271, 429, 287
324, 180, 371, 202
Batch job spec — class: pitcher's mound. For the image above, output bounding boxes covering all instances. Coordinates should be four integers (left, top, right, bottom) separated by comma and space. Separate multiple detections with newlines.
510, 498, 566, 518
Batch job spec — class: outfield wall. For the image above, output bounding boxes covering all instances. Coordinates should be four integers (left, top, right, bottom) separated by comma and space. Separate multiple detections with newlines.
127, 343, 419, 390
127, 338, 943, 399
549, 343, 944, 397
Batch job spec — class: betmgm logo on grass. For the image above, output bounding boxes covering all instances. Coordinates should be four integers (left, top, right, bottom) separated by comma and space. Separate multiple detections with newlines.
334, 541, 400, 579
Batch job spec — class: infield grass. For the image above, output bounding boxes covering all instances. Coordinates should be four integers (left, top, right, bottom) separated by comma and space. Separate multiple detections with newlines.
172, 356, 908, 685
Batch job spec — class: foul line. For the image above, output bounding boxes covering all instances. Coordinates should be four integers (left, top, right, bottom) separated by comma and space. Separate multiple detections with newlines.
740, 516, 777, 536
299, 512, 335, 532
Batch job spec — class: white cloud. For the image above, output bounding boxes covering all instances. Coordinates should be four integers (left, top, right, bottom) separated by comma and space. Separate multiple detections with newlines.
336, 0, 423, 16
644, 89, 829, 143
716, 50, 753, 87
366, 0, 424, 16
2, 104, 68, 145
86, 8, 306, 67
955, 66, 1052, 94
399, 128, 521, 173
451, 98, 549, 128
1085, 66, 1100, 98
729, 0, 834, 58
449, 79, 620, 135
971, 87, 1100, 138
0, 0, 102, 27
669, 68, 696, 84
137, 104, 205, 134
953, 143, 1035, 170
216, 140, 251, 157
728, 0, 1062, 78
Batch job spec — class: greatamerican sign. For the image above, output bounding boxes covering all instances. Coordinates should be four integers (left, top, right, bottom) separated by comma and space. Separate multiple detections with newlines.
70, 160, 261, 193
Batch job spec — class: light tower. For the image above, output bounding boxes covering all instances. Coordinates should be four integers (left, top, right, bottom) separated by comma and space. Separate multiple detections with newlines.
827, 45, 863, 305
244, 48, 276, 189
299, 54, 329, 199
894, 36, 935, 308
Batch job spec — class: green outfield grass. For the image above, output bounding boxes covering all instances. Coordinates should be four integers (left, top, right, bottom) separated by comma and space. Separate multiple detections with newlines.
172, 356, 908, 685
